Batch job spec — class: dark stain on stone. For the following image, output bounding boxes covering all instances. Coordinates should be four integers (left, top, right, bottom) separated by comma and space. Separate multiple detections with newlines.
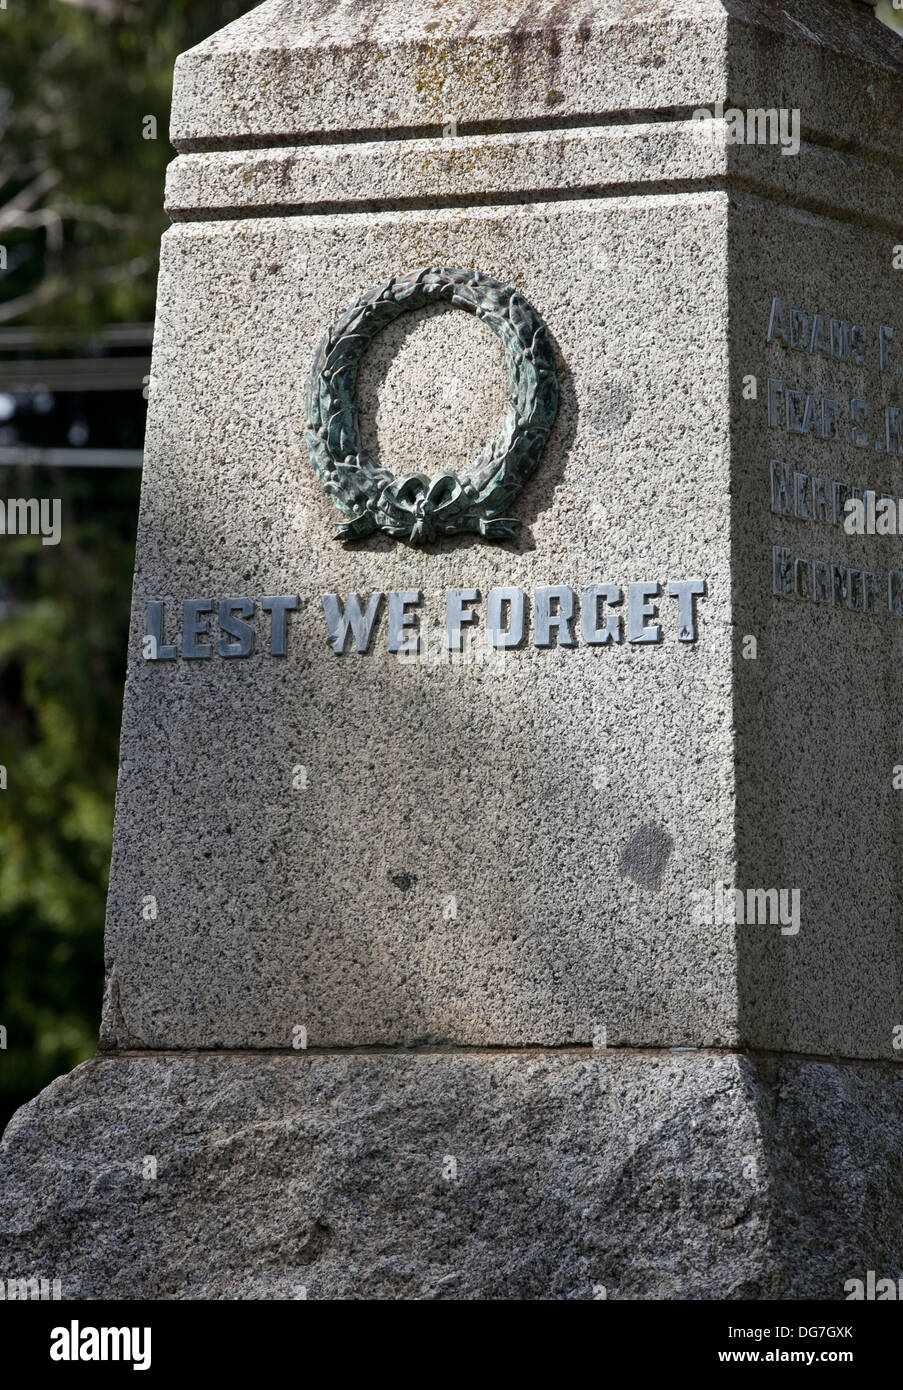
99, 965, 146, 1051
506, 0, 574, 92
620, 823, 673, 892
390, 872, 417, 893
296, 1219, 332, 1265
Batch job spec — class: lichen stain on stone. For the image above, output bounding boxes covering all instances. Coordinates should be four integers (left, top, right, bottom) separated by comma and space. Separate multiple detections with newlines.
619, 822, 673, 892
410, 39, 453, 113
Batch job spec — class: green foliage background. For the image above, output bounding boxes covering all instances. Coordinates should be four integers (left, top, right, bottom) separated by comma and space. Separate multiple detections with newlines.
1, 0, 254, 330
0, 0, 255, 1132
879, 1, 903, 36
0, 467, 139, 1122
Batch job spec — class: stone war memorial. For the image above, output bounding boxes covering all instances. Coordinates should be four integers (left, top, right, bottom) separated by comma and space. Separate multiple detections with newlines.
3, 0, 903, 1302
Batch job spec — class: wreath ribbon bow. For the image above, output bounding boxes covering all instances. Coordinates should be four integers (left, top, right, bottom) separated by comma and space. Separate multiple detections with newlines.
379, 472, 466, 543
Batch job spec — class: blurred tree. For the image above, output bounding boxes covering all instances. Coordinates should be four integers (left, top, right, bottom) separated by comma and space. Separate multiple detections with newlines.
0, 0, 255, 1129
0, 0, 254, 335
0, 464, 140, 1118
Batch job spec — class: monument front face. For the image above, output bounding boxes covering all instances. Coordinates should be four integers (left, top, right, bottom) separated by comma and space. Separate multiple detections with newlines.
104, 195, 731, 1050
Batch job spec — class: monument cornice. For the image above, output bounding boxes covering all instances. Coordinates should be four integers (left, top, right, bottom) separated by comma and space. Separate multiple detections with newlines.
170, 0, 902, 165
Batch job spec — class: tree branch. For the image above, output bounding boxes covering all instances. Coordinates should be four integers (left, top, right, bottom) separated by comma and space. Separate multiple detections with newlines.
0, 170, 61, 235
0, 262, 140, 325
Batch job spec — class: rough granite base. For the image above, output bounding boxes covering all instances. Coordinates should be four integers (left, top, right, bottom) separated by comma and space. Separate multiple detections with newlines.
1, 1051, 901, 1300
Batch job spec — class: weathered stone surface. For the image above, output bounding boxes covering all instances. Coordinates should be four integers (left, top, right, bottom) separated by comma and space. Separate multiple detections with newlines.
170, 0, 730, 145
729, 186, 903, 1058
103, 191, 736, 1051
1, 1051, 902, 1300
164, 122, 903, 227
169, 0, 903, 162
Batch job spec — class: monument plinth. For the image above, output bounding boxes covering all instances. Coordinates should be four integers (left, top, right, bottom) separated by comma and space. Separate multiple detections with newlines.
3, 0, 903, 1299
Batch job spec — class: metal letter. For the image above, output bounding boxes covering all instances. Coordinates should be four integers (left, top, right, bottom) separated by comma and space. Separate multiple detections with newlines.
446, 588, 480, 651
144, 600, 177, 661
581, 584, 622, 645
487, 587, 525, 648
388, 590, 422, 654
534, 585, 577, 647
218, 598, 255, 658
667, 579, 705, 641
262, 595, 300, 656
182, 598, 214, 658
627, 582, 661, 643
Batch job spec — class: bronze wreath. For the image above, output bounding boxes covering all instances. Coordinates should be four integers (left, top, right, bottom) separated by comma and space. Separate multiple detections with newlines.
304, 266, 559, 544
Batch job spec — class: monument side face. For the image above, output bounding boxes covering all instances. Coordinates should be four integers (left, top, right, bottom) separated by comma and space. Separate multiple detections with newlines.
731, 195, 903, 1059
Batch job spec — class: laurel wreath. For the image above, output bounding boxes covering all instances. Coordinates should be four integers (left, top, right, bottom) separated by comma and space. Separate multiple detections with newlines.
304, 266, 559, 543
